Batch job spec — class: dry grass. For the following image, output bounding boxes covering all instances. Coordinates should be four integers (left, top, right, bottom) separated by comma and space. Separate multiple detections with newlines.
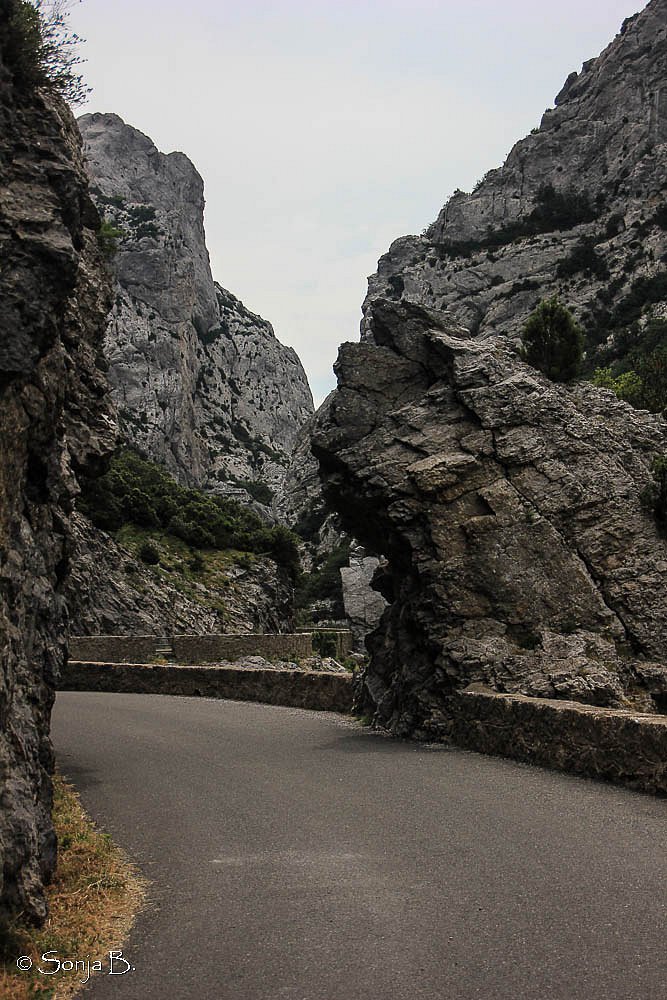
0, 774, 147, 999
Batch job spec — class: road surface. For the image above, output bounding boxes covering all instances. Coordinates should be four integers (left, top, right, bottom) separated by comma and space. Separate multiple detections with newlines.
52, 692, 666, 1000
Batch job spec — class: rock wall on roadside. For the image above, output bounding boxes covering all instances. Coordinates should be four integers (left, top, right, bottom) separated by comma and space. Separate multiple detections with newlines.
0, 1, 115, 923
312, 0, 667, 738
313, 299, 667, 737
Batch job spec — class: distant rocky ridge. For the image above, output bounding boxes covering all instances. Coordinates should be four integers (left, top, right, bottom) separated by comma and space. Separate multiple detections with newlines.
365, 0, 666, 363
78, 112, 314, 505
313, 0, 667, 737
0, 6, 115, 922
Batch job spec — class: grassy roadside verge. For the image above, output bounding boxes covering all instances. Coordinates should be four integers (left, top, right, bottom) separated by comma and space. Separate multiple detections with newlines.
0, 774, 146, 999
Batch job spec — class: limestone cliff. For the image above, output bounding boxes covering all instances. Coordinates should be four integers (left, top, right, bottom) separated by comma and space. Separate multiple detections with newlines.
365, 0, 666, 363
313, 1, 667, 738
78, 113, 313, 504
0, 3, 115, 922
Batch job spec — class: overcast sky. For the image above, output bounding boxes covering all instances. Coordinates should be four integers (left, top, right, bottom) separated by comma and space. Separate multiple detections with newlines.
69, 0, 643, 404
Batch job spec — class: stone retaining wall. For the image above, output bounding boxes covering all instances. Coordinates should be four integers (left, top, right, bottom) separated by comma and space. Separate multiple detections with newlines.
451, 686, 667, 795
171, 633, 313, 663
61, 661, 353, 714
68, 636, 158, 664
68, 633, 314, 665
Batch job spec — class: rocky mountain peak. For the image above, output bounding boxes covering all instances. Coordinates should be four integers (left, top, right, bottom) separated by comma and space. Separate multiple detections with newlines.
79, 112, 313, 506
365, 0, 666, 358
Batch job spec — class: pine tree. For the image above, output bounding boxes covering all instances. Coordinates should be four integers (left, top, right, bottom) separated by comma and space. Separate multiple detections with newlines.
520, 296, 584, 383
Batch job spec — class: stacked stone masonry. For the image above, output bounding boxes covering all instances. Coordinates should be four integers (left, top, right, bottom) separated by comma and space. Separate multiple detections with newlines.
60, 661, 353, 714
69, 633, 315, 664
451, 687, 667, 795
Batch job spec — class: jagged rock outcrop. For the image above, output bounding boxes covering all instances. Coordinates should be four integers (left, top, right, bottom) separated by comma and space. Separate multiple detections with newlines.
313, 1, 667, 738
0, 5, 115, 923
78, 112, 313, 504
313, 300, 667, 737
366, 1, 666, 361
65, 514, 294, 636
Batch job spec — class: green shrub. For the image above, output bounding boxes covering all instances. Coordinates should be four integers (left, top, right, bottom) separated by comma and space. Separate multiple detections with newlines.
3, 0, 90, 105
520, 297, 584, 383
138, 541, 160, 565
592, 319, 667, 413
591, 367, 643, 406
295, 543, 351, 616
78, 448, 301, 573
312, 630, 338, 658
98, 219, 124, 257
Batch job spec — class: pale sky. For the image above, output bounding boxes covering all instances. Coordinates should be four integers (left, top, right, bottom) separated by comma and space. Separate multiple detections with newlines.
69, 0, 643, 404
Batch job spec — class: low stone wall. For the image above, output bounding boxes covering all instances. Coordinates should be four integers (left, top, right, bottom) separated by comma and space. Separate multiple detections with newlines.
68, 633, 313, 665
68, 636, 158, 664
451, 686, 667, 795
171, 633, 313, 663
60, 661, 353, 714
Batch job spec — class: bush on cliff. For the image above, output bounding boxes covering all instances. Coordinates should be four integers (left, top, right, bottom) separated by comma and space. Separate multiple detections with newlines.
591, 367, 643, 407
79, 449, 301, 576
520, 296, 584, 383
591, 319, 667, 413
5, 0, 90, 105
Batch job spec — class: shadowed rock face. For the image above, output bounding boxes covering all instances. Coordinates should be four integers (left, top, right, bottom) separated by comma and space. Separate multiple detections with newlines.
0, 7, 115, 922
78, 113, 313, 501
313, 300, 667, 738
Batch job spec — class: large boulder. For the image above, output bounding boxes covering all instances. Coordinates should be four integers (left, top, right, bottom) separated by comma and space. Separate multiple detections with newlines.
313, 300, 667, 737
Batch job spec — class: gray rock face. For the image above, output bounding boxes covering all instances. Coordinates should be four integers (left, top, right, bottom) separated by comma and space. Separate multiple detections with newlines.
313, 300, 667, 738
340, 547, 388, 648
365, 0, 667, 357
78, 112, 313, 502
0, 10, 115, 923
313, 0, 667, 738
66, 515, 294, 636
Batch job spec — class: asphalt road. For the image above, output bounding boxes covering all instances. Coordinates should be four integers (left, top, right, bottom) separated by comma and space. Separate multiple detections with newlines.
51, 692, 666, 1000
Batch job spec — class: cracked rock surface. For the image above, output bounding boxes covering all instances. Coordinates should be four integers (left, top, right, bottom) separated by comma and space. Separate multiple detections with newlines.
78, 112, 313, 503
313, 0, 667, 737
313, 300, 667, 737
0, 7, 115, 922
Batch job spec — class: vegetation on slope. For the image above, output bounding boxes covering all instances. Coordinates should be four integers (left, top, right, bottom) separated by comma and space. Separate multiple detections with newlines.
295, 543, 351, 620
79, 449, 300, 577
520, 296, 584, 383
591, 317, 667, 413
5, 0, 90, 106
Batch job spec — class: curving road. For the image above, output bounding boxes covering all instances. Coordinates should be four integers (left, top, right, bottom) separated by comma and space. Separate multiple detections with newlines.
52, 692, 666, 1000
